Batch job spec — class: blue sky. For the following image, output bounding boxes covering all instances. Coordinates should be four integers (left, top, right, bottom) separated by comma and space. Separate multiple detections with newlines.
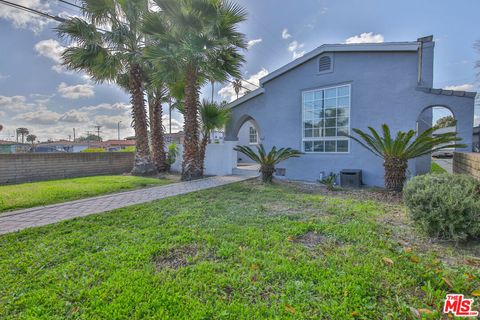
0, 0, 478, 141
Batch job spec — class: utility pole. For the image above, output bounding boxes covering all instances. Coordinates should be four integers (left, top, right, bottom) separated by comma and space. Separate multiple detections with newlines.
93, 125, 102, 141
117, 121, 122, 140
73, 128, 76, 142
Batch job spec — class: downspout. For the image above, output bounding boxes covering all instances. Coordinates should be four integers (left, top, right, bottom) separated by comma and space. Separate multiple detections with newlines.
417, 41, 423, 86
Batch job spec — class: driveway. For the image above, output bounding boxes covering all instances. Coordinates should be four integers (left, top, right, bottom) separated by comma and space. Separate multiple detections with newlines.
433, 158, 453, 173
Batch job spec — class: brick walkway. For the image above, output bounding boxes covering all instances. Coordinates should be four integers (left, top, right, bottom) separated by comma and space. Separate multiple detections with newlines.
0, 175, 253, 235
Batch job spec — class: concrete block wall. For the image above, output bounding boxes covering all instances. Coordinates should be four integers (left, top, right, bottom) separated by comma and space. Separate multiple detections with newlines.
0, 152, 134, 184
453, 152, 480, 180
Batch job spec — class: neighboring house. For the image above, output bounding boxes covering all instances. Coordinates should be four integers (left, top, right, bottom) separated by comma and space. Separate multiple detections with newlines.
165, 132, 185, 145
91, 139, 136, 151
226, 36, 476, 186
0, 141, 29, 154
474, 126, 480, 152
36, 141, 89, 153
210, 130, 225, 143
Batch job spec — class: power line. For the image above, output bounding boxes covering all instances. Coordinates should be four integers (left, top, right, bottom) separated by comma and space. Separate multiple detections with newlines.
0, 0, 66, 22
58, 0, 83, 10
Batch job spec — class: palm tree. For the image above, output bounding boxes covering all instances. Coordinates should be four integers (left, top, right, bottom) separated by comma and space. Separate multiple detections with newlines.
232, 78, 242, 99
349, 124, 466, 191
147, 85, 168, 172
26, 134, 37, 147
56, 0, 156, 176
144, 0, 247, 180
198, 100, 230, 174
16, 128, 29, 144
234, 144, 301, 183
0, 124, 3, 133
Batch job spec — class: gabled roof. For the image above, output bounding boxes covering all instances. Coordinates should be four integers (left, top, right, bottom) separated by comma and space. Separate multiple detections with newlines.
227, 88, 265, 109
259, 41, 420, 85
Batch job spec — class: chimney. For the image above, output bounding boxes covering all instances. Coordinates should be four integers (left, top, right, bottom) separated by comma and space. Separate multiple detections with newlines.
417, 35, 434, 87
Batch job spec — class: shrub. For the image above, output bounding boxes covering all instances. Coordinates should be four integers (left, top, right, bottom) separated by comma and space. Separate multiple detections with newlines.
81, 148, 106, 153
403, 173, 480, 241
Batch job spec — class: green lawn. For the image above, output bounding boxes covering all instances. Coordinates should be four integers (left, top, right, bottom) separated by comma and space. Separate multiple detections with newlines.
431, 161, 447, 174
0, 181, 478, 319
0, 175, 172, 213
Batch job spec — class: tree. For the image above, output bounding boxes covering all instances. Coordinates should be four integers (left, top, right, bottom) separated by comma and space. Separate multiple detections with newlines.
0, 124, 3, 133
349, 124, 466, 192
57, 0, 156, 176
232, 78, 242, 99
434, 115, 457, 129
198, 100, 230, 174
26, 134, 37, 147
144, 0, 247, 180
77, 134, 102, 142
147, 85, 168, 172
16, 128, 29, 144
234, 144, 301, 183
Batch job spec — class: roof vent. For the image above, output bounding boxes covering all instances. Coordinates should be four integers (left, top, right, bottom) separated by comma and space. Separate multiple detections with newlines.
318, 55, 332, 73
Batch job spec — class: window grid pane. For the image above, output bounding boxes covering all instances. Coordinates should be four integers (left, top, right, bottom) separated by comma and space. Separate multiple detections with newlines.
302, 85, 350, 153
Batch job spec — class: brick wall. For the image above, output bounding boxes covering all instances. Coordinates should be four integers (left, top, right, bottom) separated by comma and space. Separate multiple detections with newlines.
0, 152, 134, 184
453, 152, 480, 180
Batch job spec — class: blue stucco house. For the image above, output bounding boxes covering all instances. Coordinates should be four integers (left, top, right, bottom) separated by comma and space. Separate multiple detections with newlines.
225, 36, 476, 186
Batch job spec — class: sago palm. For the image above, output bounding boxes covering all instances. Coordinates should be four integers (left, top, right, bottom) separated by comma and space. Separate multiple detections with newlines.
349, 124, 465, 191
144, 0, 247, 180
56, 0, 156, 175
198, 100, 230, 175
234, 144, 301, 183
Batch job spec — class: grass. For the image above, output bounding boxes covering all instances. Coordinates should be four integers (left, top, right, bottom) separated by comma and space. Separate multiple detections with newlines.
0, 175, 172, 213
0, 181, 478, 319
431, 161, 447, 174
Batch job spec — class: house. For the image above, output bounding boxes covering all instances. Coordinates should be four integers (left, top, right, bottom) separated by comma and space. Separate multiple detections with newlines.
225, 36, 476, 186
165, 131, 185, 145
91, 139, 136, 151
0, 140, 29, 154
36, 141, 90, 153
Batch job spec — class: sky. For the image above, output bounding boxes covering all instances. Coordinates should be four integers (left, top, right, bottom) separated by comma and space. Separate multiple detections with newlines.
0, 0, 479, 142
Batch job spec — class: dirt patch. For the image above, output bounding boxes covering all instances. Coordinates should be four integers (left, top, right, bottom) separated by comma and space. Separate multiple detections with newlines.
378, 206, 480, 267
155, 245, 207, 270
276, 180, 403, 205
294, 231, 341, 250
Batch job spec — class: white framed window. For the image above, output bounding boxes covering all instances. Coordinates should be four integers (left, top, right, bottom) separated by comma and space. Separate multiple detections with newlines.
249, 127, 258, 144
302, 84, 350, 153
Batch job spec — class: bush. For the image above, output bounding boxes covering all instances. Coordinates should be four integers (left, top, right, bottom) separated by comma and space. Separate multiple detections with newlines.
403, 173, 480, 241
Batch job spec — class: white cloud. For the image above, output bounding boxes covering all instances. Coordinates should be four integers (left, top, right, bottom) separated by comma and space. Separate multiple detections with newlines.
247, 38, 263, 49
281, 28, 291, 39
58, 82, 95, 99
345, 32, 385, 44
0, 95, 33, 112
474, 115, 480, 126
218, 68, 269, 102
0, 0, 52, 33
14, 108, 62, 125
94, 115, 131, 130
59, 110, 90, 123
288, 40, 305, 59
0, 73, 10, 80
162, 115, 183, 133
443, 84, 476, 92
79, 102, 130, 113
34, 39, 68, 73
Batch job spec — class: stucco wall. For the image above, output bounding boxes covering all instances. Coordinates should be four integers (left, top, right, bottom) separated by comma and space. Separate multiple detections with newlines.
0, 152, 134, 184
226, 49, 475, 186
453, 152, 480, 180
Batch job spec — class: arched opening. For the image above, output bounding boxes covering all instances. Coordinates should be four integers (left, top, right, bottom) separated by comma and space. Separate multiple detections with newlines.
416, 105, 456, 174
230, 115, 262, 175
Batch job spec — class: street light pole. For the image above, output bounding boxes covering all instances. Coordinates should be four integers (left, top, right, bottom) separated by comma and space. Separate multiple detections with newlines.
117, 121, 122, 140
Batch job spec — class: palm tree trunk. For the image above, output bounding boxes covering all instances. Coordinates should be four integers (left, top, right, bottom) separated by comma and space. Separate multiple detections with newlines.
383, 157, 407, 192
260, 164, 275, 183
129, 63, 157, 176
181, 65, 202, 180
199, 132, 209, 176
150, 89, 167, 172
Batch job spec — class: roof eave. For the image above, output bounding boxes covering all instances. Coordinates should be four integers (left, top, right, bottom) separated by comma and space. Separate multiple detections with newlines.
226, 88, 265, 109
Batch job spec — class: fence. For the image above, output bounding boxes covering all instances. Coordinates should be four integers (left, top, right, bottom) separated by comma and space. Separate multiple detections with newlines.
453, 152, 480, 180
0, 152, 134, 184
